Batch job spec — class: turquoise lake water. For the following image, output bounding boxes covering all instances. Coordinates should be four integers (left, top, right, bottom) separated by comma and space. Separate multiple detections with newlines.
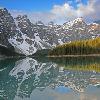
0, 57, 100, 100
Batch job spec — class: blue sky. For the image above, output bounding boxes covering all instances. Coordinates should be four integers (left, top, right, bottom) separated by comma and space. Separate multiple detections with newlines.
0, 0, 88, 11
0, 0, 99, 24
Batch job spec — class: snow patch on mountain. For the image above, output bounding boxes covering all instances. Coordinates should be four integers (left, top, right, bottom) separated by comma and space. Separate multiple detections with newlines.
0, 44, 7, 48
63, 17, 84, 29
8, 33, 51, 55
0, 8, 100, 56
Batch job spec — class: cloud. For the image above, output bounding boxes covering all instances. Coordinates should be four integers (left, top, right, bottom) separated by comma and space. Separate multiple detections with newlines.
50, 0, 100, 23
51, 3, 77, 21
10, 10, 56, 24
76, 1, 95, 16
79, 0, 100, 22
10, 0, 100, 24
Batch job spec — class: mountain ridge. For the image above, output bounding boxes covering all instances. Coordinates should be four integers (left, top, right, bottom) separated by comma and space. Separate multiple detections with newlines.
0, 8, 100, 56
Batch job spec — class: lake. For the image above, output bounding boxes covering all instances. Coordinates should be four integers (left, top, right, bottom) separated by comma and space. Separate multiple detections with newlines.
0, 56, 100, 100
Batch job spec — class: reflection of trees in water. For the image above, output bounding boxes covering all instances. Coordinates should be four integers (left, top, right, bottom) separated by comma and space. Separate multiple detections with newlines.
49, 56, 100, 72
49, 57, 100, 93
0, 57, 100, 100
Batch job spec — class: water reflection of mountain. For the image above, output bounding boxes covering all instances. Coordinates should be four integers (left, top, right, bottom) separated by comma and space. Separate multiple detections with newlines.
0, 57, 100, 100
0, 58, 59, 100
49, 57, 100, 93
0, 58, 18, 100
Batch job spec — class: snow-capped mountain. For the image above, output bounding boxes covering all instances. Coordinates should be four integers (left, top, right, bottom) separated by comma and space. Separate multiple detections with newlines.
8, 32, 51, 55
0, 8, 51, 55
0, 8, 100, 55
0, 8, 16, 49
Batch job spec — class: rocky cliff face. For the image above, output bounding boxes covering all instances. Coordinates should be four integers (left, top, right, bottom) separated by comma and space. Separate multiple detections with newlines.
0, 8, 51, 55
0, 8, 100, 55
0, 8, 16, 48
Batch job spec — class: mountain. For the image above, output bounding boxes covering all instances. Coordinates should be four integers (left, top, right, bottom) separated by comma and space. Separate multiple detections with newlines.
0, 8, 51, 56
0, 8, 100, 56
32, 49, 51, 57
0, 44, 25, 57
0, 8, 16, 50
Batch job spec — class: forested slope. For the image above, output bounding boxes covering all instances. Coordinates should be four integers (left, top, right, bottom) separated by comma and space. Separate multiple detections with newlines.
49, 37, 100, 55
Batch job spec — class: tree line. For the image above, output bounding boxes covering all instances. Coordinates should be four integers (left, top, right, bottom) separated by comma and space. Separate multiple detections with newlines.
49, 37, 100, 55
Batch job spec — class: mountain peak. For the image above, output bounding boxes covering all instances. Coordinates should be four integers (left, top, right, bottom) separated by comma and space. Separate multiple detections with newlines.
70, 17, 85, 25
74, 17, 83, 21
0, 8, 100, 56
0, 8, 8, 12
63, 17, 85, 29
